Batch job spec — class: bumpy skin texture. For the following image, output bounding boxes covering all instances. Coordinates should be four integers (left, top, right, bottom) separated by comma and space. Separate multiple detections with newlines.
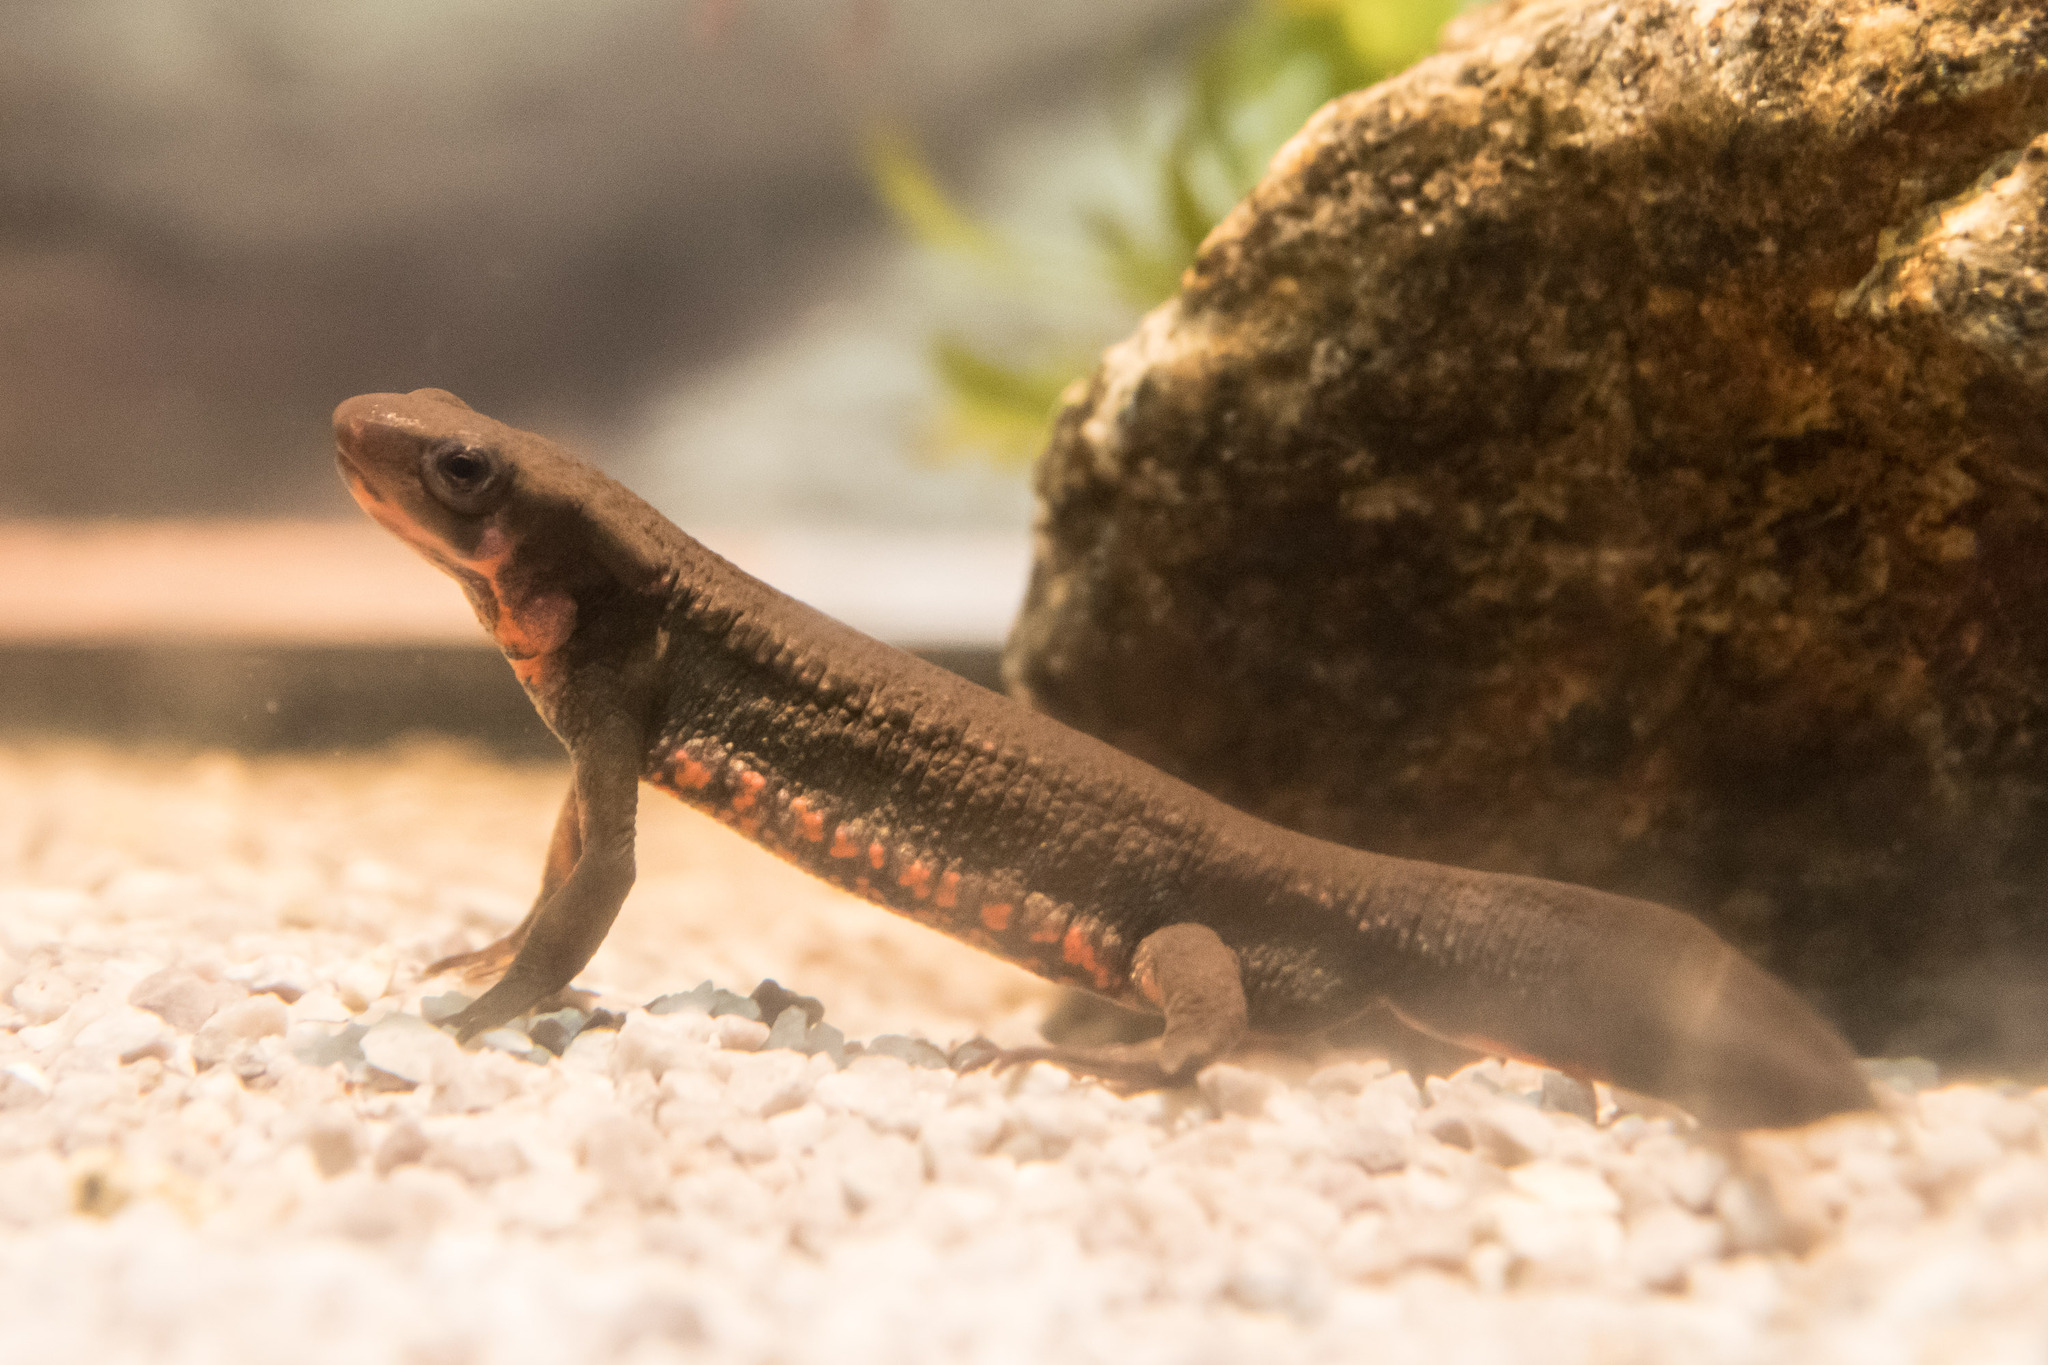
334, 389, 1872, 1129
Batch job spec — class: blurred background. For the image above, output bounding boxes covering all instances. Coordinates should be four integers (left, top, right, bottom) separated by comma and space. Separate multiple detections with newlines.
0, 0, 1457, 746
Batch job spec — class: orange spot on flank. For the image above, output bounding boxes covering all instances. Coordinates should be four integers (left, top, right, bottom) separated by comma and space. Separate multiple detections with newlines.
677, 757, 713, 790
867, 842, 887, 870
730, 768, 767, 811
829, 830, 859, 858
790, 799, 826, 842
1062, 923, 1101, 979
897, 860, 932, 898
980, 902, 1012, 933
933, 870, 960, 909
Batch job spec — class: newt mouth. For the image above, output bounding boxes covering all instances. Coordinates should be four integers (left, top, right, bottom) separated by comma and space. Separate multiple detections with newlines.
333, 447, 384, 509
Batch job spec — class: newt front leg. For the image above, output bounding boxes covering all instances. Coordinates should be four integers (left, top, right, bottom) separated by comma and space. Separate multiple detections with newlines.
429, 784, 583, 984
445, 711, 641, 1041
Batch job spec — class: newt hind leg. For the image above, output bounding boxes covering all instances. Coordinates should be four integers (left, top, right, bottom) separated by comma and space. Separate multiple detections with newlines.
993, 923, 1248, 1090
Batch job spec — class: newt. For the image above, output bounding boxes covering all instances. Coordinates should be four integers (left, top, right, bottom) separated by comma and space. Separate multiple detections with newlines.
333, 388, 1874, 1129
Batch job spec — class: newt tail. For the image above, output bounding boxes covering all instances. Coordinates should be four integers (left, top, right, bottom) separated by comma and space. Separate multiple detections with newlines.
333, 388, 1874, 1130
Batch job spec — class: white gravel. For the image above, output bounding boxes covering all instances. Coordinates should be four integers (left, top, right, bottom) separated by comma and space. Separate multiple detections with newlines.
3, 741, 2047, 1363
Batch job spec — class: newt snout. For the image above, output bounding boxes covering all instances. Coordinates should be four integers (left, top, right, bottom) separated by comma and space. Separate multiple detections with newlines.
337, 388, 1875, 1131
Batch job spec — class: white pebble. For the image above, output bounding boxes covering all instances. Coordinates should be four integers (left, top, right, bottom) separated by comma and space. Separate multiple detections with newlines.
428, 1130, 531, 1187
286, 990, 353, 1025
1382, 1210, 1477, 1275
1539, 1071, 1598, 1122
9, 972, 78, 1025
430, 1050, 531, 1114
339, 858, 412, 896
1491, 1191, 1622, 1284
1011, 1061, 1072, 1096
836, 1133, 922, 1217
1328, 1210, 1394, 1279
1921, 1086, 2041, 1148
766, 1102, 829, 1156
0, 1062, 53, 1109
612, 1010, 715, 1081
237, 954, 315, 1003
373, 1119, 430, 1175
1199, 1064, 1279, 1118
717, 1015, 770, 1052
1333, 1119, 1410, 1174
302, 1167, 464, 1242
192, 995, 289, 1070
357, 1014, 461, 1087
1508, 1161, 1619, 1215
723, 1050, 816, 1119
558, 1028, 618, 1074
0, 1155, 70, 1227
1657, 1141, 1732, 1213
919, 1103, 1007, 1179
1308, 1060, 1393, 1095
654, 1070, 725, 1142
128, 967, 243, 1033
14, 1020, 66, 1054
180, 1097, 237, 1141
1359, 1070, 1423, 1118
786, 1168, 854, 1252
1469, 1101, 1555, 1166
508, 1169, 607, 1236
578, 1111, 667, 1202
332, 960, 393, 1012
1686, 1254, 1785, 1319
1623, 1206, 1726, 1291
302, 1113, 362, 1178
719, 1118, 778, 1164
811, 1061, 927, 1137
1971, 1158, 2048, 1237
1715, 1171, 1792, 1255
1428, 1061, 1506, 1107
1226, 1236, 1330, 1317
1014, 1093, 1107, 1151
1911, 1124, 2004, 1190
69, 1007, 171, 1068
99, 868, 204, 919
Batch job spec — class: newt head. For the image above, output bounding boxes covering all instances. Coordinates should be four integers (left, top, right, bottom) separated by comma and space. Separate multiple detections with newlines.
333, 388, 606, 685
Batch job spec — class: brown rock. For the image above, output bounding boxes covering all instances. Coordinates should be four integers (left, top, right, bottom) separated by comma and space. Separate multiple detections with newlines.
1007, 0, 2048, 1069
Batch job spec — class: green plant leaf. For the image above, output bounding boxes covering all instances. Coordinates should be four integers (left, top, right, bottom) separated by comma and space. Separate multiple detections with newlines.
1162, 142, 1219, 261
1084, 210, 1188, 309
931, 337, 1072, 417
1338, 0, 1463, 73
927, 336, 1086, 467
870, 0, 1465, 471
864, 125, 1004, 262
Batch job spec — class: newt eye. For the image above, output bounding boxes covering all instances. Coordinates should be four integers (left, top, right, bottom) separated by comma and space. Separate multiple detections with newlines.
421, 443, 505, 514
